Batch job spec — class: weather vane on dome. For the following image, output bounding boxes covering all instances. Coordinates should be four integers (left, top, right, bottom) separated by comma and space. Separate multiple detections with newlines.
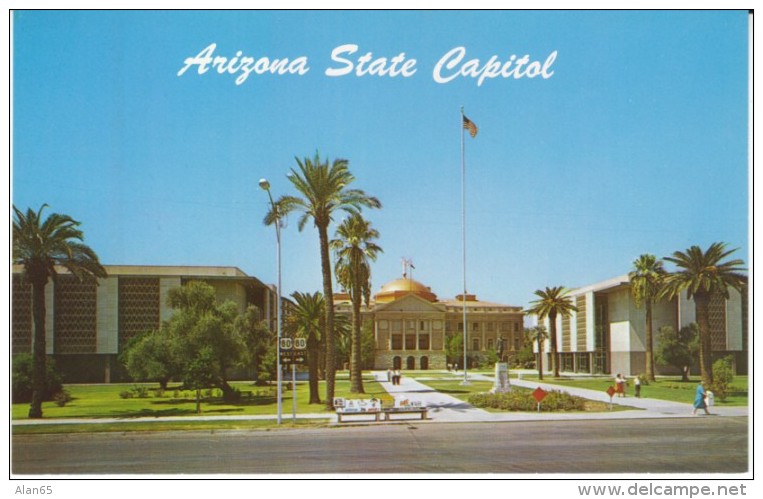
401, 257, 415, 279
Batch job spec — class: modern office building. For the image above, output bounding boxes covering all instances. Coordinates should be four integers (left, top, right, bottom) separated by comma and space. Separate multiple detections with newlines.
535, 275, 748, 377
334, 272, 525, 370
11, 265, 278, 383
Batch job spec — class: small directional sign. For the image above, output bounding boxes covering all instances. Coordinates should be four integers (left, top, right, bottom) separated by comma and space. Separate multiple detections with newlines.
279, 337, 307, 365
606, 386, 616, 398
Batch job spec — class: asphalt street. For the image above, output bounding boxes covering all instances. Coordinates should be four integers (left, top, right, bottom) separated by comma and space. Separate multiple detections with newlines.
12, 417, 748, 475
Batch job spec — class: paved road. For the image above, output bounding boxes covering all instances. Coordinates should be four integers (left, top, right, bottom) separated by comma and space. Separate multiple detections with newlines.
12, 417, 748, 475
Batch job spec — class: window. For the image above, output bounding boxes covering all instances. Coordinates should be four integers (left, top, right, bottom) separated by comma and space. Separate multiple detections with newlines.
419, 321, 426, 331
418, 334, 430, 350
392, 320, 402, 332
457, 322, 463, 332
406, 320, 416, 331
514, 322, 520, 332
405, 334, 416, 350
501, 322, 510, 332
487, 338, 494, 349
486, 322, 494, 332
472, 338, 480, 351
391, 334, 402, 350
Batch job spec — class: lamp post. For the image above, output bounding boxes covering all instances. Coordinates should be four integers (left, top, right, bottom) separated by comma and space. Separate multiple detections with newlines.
259, 178, 282, 425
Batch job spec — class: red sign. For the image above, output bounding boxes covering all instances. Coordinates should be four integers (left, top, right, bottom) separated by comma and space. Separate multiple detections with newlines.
532, 387, 547, 403
606, 386, 616, 398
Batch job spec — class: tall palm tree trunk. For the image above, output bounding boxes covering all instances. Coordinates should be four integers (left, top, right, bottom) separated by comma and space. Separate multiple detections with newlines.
694, 293, 714, 385
549, 312, 560, 377
645, 301, 655, 381
29, 278, 47, 419
350, 293, 364, 393
536, 339, 544, 381
318, 224, 337, 409
307, 333, 321, 404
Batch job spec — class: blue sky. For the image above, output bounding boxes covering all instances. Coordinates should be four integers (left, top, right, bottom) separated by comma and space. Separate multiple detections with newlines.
12, 10, 750, 309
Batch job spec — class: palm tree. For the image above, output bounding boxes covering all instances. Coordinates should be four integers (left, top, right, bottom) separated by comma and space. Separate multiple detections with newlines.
265, 153, 381, 409
288, 291, 325, 404
661, 242, 746, 385
628, 254, 667, 382
331, 214, 382, 393
526, 326, 549, 380
13, 205, 107, 418
527, 286, 577, 378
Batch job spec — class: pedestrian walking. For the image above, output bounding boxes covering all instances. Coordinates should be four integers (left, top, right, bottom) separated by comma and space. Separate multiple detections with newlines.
386, 368, 392, 382
693, 381, 711, 415
615, 373, 625, 397
634, 375, 641, 398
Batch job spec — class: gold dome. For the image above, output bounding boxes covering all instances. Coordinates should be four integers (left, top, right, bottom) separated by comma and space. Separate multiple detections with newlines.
375, 278, 437, 303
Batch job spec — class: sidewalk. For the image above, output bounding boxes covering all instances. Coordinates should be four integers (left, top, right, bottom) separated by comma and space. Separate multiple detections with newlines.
372, 370, 749, 423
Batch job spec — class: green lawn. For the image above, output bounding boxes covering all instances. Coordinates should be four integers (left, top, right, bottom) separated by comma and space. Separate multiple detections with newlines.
516, 375, 749, 406
12, 374, 394, 421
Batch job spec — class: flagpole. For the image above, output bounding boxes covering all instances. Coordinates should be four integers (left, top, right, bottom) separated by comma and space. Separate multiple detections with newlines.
460, 106, 470, 386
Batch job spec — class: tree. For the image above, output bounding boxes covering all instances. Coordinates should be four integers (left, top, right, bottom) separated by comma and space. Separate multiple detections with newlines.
287, 291, 325, 404
628, 254, 667, 382
165, 281, 251, 400
12, 204, 107, 418
234, 305, 275, 386
526, 286, 577, 378
331, 213, 382, 393
655, 324, 699, 381
526, 326, 549, 380
661, 243, 746, 385
445, 334, 463, 369
264, 153, 381, 409
121, 329, 179, 389
360, 319, 376, 369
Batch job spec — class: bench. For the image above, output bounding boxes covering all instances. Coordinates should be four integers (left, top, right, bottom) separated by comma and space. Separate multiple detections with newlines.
381, 407, 428, 421
334, 398, 428, 423
335, 409, 383, 423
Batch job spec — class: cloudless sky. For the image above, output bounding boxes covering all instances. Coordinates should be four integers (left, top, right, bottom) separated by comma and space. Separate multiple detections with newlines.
12, 10, 750, 309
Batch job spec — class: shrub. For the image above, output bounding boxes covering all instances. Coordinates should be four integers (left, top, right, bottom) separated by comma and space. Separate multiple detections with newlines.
53, 390, 72, 407
132, 385, 150, 398
710, 355, 735, 401
468, 389, 585, 412
119, 390, 134, 399
12, 353, 64, 403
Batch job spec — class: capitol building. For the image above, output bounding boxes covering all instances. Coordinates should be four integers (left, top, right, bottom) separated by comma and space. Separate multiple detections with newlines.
334, 272, 525, 371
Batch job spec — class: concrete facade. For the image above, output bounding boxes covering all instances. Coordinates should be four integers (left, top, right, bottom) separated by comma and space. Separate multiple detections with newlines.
537, 275, 748, 377
12, 265, 277, 382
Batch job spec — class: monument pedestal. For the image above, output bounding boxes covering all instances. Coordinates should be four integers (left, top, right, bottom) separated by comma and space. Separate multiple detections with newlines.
491, 362, 511, 393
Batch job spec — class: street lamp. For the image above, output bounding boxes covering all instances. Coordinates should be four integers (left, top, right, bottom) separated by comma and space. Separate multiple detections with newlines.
259, 178, 282, 425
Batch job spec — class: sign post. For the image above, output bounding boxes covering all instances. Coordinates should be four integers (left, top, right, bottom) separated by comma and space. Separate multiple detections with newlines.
606, 386, 616, 411
533, 387, 547, 413
279, 337, 308, 423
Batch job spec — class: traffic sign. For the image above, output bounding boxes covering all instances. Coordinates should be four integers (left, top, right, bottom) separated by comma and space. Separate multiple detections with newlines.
532, 387, 547, 403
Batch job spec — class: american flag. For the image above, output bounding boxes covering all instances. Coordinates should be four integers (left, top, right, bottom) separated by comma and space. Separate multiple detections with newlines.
463, 115, 478, 138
